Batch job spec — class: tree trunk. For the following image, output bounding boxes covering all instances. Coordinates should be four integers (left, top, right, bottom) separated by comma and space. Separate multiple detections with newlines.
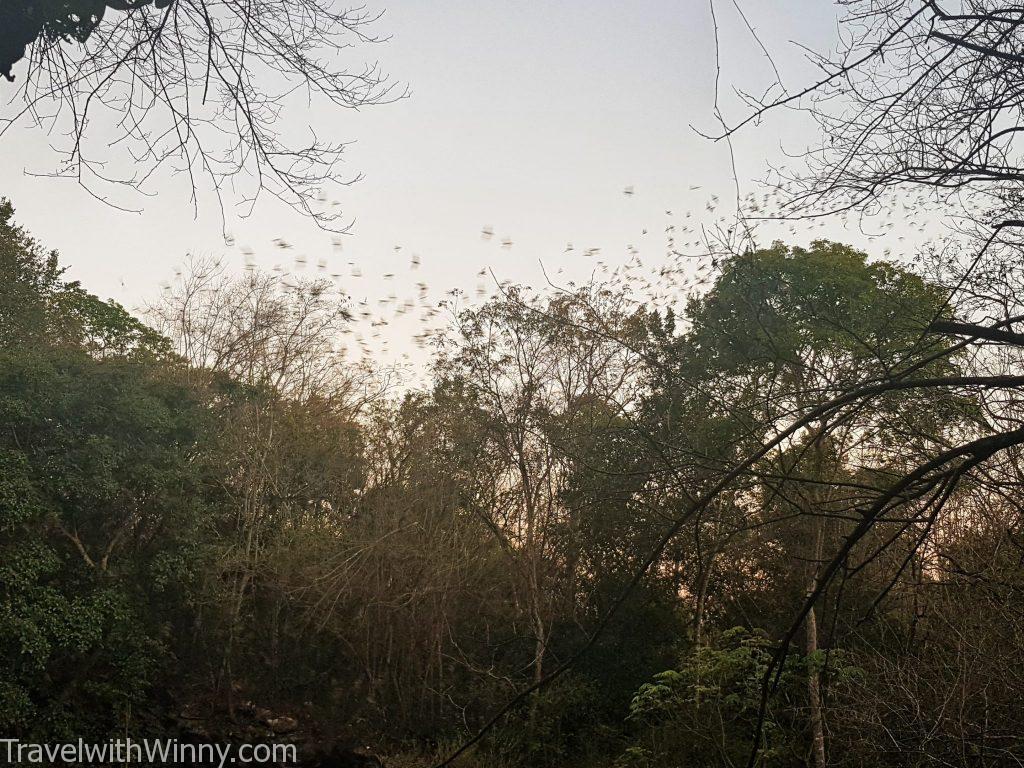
806, 516, 827, 768
806, 426, 828, 768
693, 555, 713, 648
806, 600, 827, 768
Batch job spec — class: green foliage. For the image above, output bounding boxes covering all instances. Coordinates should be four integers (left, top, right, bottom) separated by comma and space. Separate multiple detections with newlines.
0, 199, 1016, 768
490, 676, 609, 767
0, 200, 208, 740
0, 198, 64, 348
686, 240, 947, 374
0, 348, 210, 738
621, 628, 859, 768
0, 199, 169, 358
622, 628, 800, 767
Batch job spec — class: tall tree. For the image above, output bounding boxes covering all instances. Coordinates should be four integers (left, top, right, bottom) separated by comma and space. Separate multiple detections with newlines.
0, 201, 208, 739
647, 240, 968, 765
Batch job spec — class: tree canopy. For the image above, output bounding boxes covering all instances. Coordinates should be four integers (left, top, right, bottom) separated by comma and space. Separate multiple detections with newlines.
5, 195, 1022, 767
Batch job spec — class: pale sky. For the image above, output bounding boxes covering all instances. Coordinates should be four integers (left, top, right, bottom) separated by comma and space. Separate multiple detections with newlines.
1, 1, 916, 367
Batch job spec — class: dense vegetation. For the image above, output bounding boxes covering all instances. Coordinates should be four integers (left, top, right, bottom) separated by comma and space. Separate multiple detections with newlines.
3, 196, 1022, 767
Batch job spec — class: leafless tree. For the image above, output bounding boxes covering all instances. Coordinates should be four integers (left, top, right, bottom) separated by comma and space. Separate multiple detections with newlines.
0, 0, 402, 227
432, 286, 648, 707
148, 259, 377, 714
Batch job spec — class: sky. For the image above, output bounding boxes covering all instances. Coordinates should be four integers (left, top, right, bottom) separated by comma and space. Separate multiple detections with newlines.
0, 0, 909, 369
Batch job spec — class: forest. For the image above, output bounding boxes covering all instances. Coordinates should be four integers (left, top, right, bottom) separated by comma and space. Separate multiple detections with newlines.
3, 196, 1023, 766
3, 0, 1024, 767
